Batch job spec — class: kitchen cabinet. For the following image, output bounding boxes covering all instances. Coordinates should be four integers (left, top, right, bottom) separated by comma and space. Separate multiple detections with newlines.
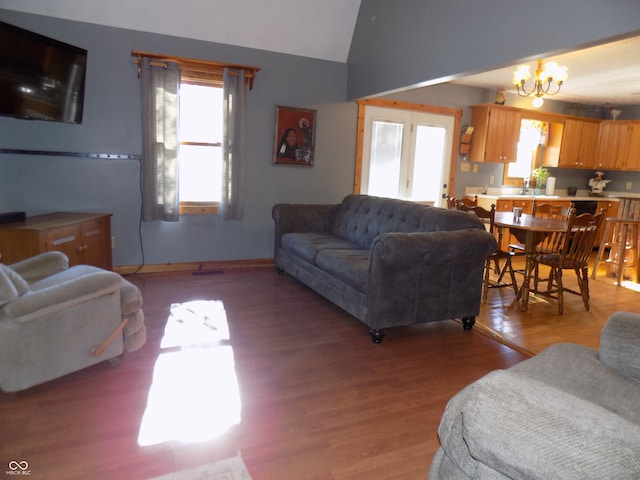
0, 212, 113, 270
469, 105, 522, 163
558, 119, 600, 168
596, 121, 640, 170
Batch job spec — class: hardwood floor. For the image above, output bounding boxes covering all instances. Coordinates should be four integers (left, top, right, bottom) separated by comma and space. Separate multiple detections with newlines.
478, 254, 640, 355
0, 267, 531, 480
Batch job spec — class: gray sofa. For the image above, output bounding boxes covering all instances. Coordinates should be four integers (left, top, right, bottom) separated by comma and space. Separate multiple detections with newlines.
430, 311, 640, 479
272, 194, 497, 342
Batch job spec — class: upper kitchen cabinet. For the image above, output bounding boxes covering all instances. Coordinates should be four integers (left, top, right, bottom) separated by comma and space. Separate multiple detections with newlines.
558, 118, 600, 168
596, 121, 640, 170
468, 105, 522, 162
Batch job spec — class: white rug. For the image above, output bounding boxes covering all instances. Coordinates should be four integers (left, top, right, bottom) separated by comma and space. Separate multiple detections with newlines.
150, 452, 252, 480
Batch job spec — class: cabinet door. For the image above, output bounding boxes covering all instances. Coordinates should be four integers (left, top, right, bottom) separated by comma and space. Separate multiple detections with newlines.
80, 217, 112, 270
596, 121, 632, 170
624, 123, 640, 170
485, 108, 521, 162
559, 119, 599, 168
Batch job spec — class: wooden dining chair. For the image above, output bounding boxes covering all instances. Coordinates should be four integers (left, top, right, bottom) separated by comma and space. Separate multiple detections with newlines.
458, 203, 518, 303
457, 195, 478, 208
529, 209, 605, 314
446, 195, 477, 209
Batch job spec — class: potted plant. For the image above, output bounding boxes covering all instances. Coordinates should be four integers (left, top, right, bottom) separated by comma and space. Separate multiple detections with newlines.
531, 167, 550, 195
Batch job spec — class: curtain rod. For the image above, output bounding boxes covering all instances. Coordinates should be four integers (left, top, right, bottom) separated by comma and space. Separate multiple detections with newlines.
131, 50, 260, 90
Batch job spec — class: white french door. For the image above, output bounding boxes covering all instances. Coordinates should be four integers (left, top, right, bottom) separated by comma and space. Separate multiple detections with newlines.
360, 106, 454, 207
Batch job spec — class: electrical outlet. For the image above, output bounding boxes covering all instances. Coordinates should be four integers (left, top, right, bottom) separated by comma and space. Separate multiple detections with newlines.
489, 176, 495, 185
627, 182, 632, 190
111, 236, 116, 249
472, 164, 478, 173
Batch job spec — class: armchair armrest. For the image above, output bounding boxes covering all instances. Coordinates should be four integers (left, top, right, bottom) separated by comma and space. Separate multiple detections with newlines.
600, 311, 640, 382
0, 271, 122, 323
272, 203, 339, 256
8, 251, 69, 284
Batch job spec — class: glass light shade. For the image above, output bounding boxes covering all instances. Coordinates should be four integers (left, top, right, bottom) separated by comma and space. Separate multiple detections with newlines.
512, 65, 531, 85
532, 97, 544, 108
555, 65, 568, 82
541, 61, 558, 81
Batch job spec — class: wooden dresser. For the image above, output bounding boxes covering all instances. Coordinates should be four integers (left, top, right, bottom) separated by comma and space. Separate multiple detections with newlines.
0, 212, 113, 270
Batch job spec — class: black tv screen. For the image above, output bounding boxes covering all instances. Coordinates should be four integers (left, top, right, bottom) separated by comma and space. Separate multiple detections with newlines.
0, 21, 87, 124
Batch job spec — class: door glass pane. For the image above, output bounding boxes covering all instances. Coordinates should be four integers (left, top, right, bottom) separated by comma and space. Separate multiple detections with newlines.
411, 125, 445, 203
368, 120, 403, 198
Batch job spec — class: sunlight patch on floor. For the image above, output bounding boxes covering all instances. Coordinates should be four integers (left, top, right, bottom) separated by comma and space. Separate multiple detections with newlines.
138, 301, 241, 446
620, 280, 640, 292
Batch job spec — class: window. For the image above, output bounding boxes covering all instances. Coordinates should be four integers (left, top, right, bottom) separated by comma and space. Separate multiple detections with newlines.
133, 50, 259, 220
178, 82, 223, 215
503, 120, 548, 187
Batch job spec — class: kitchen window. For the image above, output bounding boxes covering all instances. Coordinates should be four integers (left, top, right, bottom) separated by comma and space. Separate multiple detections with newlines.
503, 120, 548, 187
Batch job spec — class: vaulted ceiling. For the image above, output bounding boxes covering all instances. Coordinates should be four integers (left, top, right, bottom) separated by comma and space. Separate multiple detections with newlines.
2, 0, 639, 107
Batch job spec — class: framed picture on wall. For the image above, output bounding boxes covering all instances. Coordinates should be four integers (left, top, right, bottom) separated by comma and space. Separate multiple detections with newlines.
273, 105, 316, 166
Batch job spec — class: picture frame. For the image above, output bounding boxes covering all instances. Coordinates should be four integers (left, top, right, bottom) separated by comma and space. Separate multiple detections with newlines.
273, 105, 316, 166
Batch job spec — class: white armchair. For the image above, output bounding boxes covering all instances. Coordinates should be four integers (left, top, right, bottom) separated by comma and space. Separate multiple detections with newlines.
0, 252, 145, 392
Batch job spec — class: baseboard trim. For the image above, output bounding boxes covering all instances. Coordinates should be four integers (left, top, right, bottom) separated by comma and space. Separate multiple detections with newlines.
114, 258, 275, 275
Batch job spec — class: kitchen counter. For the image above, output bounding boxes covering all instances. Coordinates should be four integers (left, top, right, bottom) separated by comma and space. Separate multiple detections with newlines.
475, 194, 604, 202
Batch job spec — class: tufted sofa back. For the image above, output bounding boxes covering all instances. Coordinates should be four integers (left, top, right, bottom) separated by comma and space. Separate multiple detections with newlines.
330, 194, 484, 249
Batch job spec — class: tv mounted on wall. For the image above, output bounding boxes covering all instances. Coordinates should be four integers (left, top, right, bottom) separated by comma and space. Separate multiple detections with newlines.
0, 21, 87, 124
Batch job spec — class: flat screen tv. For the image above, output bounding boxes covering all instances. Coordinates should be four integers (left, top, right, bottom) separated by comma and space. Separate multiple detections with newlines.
0, 21, 87, 124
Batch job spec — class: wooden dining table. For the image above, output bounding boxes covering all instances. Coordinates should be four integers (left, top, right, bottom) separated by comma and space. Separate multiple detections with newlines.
494, 212, 569, 311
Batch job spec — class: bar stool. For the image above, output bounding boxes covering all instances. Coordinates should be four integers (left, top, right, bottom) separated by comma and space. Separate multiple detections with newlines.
592, 198, 640, 285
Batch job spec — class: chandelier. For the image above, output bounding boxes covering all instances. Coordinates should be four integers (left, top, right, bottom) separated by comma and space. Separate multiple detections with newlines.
512, 59, 568, 107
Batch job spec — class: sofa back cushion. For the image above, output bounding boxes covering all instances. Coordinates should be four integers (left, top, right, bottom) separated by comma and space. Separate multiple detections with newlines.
330, 194, 484, 248
0, 264, 30, 307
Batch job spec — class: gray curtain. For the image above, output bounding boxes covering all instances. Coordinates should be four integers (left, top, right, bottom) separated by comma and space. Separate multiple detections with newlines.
221, 67, 247, 220
140, 58, 181, 222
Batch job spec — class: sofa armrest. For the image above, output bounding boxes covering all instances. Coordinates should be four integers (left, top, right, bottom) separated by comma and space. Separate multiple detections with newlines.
272, 203, 339, 257
364, 229, 496, 330
600, 311, 640, 382
8, 251, 70, 284
371, 229, 497, 265
0, 271, 122, 322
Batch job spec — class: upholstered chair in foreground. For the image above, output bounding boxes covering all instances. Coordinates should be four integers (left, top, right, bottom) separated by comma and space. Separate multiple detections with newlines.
0, 251, 145, 392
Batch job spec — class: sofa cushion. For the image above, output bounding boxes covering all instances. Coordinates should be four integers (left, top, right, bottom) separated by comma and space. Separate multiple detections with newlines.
330, 194, 483, 249
460, 370, 640, 479
315, 249, 369, 292
2, 264, 30, 295
29, 264, 106, 292
0, 265, 20, 307
281, 232, 362, 264
509, 342, 640, 425
600, 311, 640, 383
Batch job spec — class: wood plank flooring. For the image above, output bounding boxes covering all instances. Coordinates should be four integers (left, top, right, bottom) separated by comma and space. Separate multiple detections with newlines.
0, 267, 531, 480
478, 254, 640, 355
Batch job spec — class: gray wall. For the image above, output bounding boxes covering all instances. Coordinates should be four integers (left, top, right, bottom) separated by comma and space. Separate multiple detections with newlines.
348, 0, 640, 99
0, 10, 357, 267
